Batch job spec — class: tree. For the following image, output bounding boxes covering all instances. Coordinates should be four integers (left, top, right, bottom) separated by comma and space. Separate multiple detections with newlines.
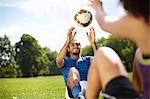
82, 45, 94, 57
0, 35, 20, 78
43, 47, 61, 75
15, 34, 50, 77
97, 36, 137, 72
81, 36, 137, 72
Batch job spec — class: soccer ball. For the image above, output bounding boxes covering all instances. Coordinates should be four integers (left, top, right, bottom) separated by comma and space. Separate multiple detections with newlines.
74, 9, 93, 27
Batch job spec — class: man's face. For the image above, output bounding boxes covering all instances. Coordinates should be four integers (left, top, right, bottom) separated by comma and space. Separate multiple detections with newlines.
68, 41, 81, 55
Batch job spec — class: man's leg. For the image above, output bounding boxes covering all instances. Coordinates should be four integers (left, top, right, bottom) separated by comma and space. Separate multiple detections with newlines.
67, 67, 83, 98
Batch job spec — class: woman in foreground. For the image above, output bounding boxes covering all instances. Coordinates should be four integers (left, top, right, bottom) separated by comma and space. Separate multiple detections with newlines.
86, 0, 150, 98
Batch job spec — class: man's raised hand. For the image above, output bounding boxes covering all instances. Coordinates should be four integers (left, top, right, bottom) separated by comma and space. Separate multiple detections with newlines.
87, 27, 96, 43
67, 27, 77, 42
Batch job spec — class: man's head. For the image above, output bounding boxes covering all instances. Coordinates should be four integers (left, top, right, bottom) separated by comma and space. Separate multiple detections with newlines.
67, 39, 81, 57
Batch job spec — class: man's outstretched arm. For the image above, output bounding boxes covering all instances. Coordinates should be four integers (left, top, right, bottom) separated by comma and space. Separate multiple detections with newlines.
87, 27, 97, 55
56, 27, 76, 68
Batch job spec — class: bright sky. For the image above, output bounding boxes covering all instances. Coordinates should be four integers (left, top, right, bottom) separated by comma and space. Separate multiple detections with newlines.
0, 0, 125, 51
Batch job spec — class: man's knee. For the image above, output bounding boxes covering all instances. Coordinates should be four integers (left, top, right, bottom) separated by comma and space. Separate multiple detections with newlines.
67, 67, 80, 88
68, 67, 80, 80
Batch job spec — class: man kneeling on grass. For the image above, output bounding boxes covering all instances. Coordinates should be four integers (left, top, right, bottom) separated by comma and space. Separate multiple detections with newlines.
56, 27, 97, 99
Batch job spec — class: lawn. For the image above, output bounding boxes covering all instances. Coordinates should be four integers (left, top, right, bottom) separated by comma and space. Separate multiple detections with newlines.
0, 76, 65, 99
0, 73, 132, 99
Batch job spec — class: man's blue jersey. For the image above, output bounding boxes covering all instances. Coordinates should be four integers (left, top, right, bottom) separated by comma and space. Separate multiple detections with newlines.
60, 56, 91, 83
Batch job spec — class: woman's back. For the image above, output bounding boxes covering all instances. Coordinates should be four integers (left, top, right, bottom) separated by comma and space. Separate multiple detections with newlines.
133, 50, 150, 98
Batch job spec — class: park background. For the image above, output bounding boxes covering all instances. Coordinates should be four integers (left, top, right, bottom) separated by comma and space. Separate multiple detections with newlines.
0, 0, 136, 99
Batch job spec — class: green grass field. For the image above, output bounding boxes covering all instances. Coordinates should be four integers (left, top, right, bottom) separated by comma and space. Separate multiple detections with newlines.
0, 73, 132, 99
0, 76, 65, 99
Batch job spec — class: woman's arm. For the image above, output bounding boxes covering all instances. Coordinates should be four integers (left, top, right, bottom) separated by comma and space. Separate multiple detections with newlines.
89, 0, 134, 38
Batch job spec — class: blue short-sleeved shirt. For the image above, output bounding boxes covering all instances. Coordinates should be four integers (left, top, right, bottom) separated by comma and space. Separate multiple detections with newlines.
60, 56, 91, 83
